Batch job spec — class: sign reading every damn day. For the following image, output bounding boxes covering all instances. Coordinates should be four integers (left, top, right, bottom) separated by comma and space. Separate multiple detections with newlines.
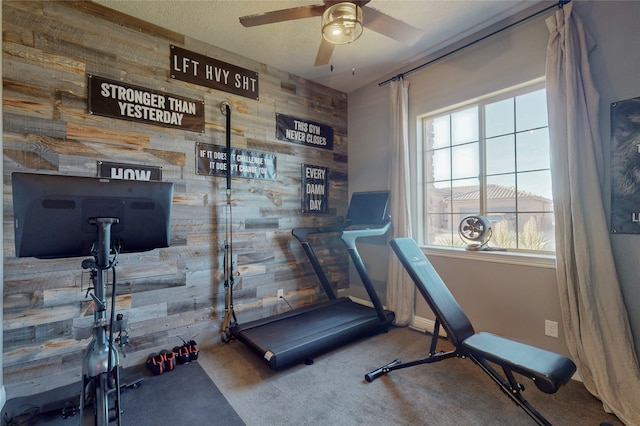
170, 45, 259, 100
88, 75, 204, 132
276, 113, 334, 151
301, 164, 329, 213
196, 143, 276, 181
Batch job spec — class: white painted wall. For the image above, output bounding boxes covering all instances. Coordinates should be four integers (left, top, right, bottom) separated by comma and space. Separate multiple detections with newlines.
348, 0, 640, 356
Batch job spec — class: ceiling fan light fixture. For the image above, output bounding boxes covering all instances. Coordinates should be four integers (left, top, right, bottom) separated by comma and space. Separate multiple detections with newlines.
321, 2, 363, 45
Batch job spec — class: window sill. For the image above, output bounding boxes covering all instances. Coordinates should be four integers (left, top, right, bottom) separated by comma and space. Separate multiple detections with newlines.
421, 245, 556, 269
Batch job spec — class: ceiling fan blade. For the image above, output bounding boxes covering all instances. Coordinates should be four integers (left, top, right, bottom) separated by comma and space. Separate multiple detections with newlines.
314, 38, 335, 66
240, 4, 326, 27
362, 6, 423, 45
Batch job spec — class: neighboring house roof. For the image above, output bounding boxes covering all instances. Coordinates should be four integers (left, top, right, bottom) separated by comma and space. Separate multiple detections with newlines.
444, 184, 550, 202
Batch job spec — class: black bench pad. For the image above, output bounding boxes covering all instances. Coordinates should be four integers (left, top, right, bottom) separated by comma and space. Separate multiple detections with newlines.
463, 331, 577, 393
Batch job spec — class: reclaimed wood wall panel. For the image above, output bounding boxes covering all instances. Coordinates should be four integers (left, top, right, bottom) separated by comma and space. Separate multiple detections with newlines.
2, 1, 350, 397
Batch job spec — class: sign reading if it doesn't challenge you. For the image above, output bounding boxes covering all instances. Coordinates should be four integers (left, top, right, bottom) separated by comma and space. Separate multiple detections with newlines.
196, 143, 276, 181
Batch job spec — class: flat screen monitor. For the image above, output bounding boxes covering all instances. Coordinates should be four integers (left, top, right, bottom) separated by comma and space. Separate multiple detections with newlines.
12, 172, 173, 259
345, 190, 390, 225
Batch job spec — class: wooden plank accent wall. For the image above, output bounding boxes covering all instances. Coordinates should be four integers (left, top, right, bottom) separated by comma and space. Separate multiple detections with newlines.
2, 1, 349, 397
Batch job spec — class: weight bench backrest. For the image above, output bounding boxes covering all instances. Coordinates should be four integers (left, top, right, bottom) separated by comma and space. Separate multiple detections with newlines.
390, 238, 475, 349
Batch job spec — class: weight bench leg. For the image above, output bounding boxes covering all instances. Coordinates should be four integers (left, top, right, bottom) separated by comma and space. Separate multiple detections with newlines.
470, 355, 552, 426
365, 322, 456, 382
365, 350, 459, 382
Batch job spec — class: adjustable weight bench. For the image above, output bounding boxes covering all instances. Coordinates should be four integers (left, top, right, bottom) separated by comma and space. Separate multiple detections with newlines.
365, 238, 577, 426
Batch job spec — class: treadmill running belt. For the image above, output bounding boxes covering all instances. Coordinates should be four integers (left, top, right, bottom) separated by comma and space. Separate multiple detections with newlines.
232, 298, 392, 370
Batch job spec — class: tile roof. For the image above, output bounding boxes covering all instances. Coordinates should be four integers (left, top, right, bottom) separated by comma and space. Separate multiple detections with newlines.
445, 184, 548, 201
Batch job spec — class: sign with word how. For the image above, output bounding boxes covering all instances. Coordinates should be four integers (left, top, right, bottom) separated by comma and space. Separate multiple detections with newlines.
88, 75, 204, 132
97, 161, 162, 181
196, 143, 276, 180
171, 45, 259, 100
276, 114, 334, 151
301, 164, 329, 213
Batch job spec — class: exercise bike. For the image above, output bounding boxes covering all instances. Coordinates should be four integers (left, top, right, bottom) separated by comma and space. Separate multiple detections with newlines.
79, 218, 124, 425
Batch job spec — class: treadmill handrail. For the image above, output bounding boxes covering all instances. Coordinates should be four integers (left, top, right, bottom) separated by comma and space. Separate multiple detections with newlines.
292, 227, 339, 299
340, 221, 391, 246
292, 221, 392, 322
340, 221, 391, 323
291, 226, 344, 241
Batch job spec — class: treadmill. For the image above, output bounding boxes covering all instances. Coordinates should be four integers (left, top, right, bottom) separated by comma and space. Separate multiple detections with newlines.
230, 190, 395, 370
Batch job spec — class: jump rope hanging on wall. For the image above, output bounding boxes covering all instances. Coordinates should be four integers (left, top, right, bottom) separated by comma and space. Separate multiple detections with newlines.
220, 101, 238, 343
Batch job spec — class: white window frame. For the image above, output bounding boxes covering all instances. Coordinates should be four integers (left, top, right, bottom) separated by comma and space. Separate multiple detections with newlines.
416, 78, 556, 267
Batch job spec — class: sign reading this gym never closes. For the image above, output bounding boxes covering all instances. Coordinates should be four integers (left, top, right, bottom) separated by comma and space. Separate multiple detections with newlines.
276, 114, 334, 151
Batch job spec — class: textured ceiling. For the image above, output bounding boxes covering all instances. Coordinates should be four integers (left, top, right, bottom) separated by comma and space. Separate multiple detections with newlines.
94, 1, 541, 93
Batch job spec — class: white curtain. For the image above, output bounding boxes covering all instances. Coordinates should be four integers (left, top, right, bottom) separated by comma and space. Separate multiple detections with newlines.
546, 3, 640, 424
386, 78, 414, 325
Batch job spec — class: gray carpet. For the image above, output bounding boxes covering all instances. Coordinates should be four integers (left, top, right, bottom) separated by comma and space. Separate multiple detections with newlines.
198, 326, 624, 426
2, 326, 626, 425
2, 361, 244, 425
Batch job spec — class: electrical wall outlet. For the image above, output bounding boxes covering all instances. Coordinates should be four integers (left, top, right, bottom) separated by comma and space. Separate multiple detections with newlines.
277, 289, 284, 299
545, 320, 559, 338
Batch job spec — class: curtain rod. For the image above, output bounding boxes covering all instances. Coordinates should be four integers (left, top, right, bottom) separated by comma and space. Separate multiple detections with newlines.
379, 0, 570, 87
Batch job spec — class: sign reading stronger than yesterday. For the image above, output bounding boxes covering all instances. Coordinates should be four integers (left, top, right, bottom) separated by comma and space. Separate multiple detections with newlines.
88, 75, 204, 132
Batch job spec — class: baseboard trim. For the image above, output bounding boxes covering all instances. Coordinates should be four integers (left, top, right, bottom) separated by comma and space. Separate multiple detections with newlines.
410, 315, 447, 337
348, 300, 446, 338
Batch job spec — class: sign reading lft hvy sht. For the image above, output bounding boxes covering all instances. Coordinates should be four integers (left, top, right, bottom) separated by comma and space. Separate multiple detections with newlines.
171, 45, 259, 100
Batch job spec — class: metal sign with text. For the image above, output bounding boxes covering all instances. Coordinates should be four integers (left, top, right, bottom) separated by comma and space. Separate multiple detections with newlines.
88, 75, 204, 132
301, 164, 329, 213
196, 143, 276, 180
611, 96, 640, 233
171, 45, 259, 100
97, 161, 162, 181
276, 113, 334, 151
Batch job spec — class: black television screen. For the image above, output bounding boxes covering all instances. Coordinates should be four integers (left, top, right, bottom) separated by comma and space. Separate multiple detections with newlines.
346, 190, 390, 225
12, 172, 173, 259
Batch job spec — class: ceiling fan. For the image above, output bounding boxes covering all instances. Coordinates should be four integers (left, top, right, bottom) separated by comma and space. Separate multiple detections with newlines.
239, 1, 423, 66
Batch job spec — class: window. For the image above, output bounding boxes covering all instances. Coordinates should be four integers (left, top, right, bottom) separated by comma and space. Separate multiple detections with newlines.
421, 83, 554, 253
